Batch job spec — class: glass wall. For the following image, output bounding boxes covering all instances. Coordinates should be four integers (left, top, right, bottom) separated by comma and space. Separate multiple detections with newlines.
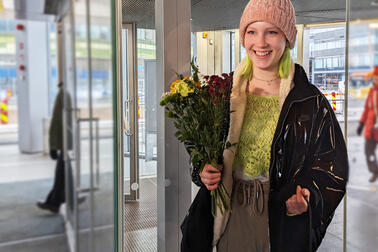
302, 24, 346, 250
60, 0, 115, 250
346, 2, 378, 250
299, 4, 378, 251
303, 24, 346, 119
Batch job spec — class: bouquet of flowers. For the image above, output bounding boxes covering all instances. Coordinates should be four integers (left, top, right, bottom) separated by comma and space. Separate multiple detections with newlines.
160, 61, 235, 216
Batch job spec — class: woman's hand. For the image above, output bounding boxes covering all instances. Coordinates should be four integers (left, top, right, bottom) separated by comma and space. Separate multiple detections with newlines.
285, 185, 310, 215
200, 164, 222, 191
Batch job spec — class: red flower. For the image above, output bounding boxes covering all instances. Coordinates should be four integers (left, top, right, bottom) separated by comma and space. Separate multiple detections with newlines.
209, 87, 214, 95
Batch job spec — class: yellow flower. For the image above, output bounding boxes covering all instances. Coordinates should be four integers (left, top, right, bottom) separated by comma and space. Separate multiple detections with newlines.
170, 79, 181, 94
175, 80, 194, 97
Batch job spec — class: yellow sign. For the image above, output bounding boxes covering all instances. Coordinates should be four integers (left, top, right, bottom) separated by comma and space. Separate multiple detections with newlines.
0, 102, 7, 111
0, 114, 8, 123
203, 32, 208, 39
0, 100, 8, 124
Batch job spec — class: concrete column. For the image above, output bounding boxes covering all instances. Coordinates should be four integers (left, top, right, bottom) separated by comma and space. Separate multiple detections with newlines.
197, 31, 209, 74
196, 30, 223, 75
296, 24, 304, 65
214, 31, 223, 75
155, 0, 192, 251
207, 31, 215, 74
222, 31, 231, 73
15, 21, 49, 153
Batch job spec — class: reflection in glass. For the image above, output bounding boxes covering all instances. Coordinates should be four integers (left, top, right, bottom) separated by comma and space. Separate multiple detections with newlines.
346, 15, 378, 251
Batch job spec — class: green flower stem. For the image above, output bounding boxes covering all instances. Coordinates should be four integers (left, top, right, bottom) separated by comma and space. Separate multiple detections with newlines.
210, 183, 231, 217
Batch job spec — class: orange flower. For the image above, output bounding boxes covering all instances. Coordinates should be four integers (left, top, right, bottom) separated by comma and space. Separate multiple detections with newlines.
170, 79, 181, 94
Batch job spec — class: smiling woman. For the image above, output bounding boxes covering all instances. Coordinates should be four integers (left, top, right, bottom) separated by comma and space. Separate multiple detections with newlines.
183, 0, 349, 251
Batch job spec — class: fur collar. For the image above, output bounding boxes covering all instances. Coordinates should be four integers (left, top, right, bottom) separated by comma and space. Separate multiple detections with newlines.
212, 58, 296, 247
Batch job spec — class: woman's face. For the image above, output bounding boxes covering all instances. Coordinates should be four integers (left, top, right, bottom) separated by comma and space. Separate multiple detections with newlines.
244, 22, 287, 72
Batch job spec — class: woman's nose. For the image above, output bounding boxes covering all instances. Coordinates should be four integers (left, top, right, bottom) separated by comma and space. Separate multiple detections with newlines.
255, 34, 268, 48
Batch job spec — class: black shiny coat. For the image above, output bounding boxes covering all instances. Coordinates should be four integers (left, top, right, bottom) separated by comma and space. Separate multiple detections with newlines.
186, 64, 349, 252
268, 64, 348, 251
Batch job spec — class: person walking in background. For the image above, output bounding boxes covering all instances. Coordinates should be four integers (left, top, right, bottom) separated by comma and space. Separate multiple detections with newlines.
357, 66, 378, 183
37, 82, 73, 213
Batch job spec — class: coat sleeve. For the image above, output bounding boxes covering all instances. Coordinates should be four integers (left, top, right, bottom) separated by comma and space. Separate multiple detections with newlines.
360, 88, 372, 124
183, 141, 205, 187
294, 95, 348, 236
49, 89, 64, 151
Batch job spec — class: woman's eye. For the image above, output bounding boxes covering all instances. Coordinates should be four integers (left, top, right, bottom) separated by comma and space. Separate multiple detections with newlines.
269, 31, 278, 35
247, 30, 255, 35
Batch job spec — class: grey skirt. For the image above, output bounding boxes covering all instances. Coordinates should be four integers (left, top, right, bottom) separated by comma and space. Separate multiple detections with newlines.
217, 179, 270, 252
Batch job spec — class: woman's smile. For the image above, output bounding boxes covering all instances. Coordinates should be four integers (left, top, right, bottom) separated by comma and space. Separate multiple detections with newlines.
253, 49, 273, 58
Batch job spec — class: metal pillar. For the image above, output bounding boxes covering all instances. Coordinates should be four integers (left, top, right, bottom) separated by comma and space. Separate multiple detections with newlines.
15, 20, 49, 153
155, 0, 192, 251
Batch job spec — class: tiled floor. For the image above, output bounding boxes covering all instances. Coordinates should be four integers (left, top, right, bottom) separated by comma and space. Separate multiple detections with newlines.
124, 177, 157, 251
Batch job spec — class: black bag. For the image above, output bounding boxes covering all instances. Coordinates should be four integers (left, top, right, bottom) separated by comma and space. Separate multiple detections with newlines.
180, 186, 214, 252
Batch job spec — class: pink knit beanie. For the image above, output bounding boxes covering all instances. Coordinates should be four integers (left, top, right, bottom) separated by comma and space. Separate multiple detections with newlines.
239, 0, 297, 49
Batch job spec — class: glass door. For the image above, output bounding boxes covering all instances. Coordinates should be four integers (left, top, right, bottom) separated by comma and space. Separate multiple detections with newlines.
61, 0, 115, 251
88, 1, 115, 251
61, 6, 80, 251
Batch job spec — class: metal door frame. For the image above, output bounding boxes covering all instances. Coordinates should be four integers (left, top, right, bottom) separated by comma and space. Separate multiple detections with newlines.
121, 22, 139, 202
114, 0, 124, 250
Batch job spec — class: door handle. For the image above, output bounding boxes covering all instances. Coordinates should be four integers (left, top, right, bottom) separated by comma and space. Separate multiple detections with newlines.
76, 117, 100, 193
124, 99, 133, 136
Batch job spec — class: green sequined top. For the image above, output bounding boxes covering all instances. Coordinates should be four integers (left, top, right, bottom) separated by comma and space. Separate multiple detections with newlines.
233, 94, 280, 179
